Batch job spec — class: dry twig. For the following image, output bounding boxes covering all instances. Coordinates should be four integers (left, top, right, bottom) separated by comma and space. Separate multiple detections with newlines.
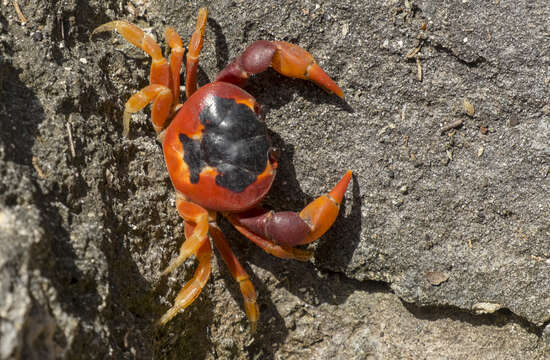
66, 120, 76, 158
13, 0, 27, 24
440, 119, 463, 134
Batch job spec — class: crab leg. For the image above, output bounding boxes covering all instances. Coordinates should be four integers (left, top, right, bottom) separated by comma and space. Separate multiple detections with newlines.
233, 170, 352, 249
93, 21, 186, 136
122, 84, 173, 136
185, 7, 208, 98
161, 196, 209, 276
159, 222, 212, 325
215, 40, 344, 98
165, 27, 185, 104
209, 224, 259, 333
93, 20, 170, 87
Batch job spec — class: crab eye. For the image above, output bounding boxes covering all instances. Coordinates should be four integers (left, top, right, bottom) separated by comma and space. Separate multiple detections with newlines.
268, 147, 280, 162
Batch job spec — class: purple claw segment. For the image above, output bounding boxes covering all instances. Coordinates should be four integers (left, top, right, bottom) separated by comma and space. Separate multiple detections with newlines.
214, 40, 277, 86
238, 210, 311, 246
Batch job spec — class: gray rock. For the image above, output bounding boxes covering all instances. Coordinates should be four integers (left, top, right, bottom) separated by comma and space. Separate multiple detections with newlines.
0, 0, 548, 358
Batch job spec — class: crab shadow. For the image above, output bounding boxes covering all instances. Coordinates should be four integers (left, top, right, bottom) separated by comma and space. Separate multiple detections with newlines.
214, 129, 363, 357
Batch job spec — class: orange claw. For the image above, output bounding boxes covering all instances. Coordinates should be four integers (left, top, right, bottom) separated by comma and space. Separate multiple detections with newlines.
306, 63, 344, 99
299, 170, 352, 244
272, 41, 344, 98
229, 171, 352, 249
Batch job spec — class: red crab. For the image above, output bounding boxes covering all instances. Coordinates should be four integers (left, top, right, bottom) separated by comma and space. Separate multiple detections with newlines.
93, 8, 351, 332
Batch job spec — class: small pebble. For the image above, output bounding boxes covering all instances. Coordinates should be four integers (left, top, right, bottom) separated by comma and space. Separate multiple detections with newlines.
463, 99, 475, 117
477, 147, 484, 157
392, 199, 403, 207
425, 271, 449, 286
341, 23, 349, 37
32, 31, 43, 41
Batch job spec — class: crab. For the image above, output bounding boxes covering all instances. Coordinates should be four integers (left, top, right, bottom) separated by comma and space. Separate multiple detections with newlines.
93, 8, 352, 332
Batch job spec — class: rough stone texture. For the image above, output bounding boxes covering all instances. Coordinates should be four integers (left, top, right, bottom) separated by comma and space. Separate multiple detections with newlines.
0, 0, 549, 359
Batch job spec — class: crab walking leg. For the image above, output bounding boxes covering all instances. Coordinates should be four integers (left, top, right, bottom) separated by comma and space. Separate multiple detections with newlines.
93, 21, 170, 87
159, 222, 212, 325
165, 27, 184, 104
236, 170, 353, 247
161, 197, 209, 276
226, 214, 313, 261
185, 7, 208, 98
215, 40, 344, 98
93, 21, 175, 136
122, 84, 173, 136
209, 224, 259, 333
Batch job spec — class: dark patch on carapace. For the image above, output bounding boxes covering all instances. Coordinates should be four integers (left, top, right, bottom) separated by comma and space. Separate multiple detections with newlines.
178, 134, 202, 183
179, 95, 270, 193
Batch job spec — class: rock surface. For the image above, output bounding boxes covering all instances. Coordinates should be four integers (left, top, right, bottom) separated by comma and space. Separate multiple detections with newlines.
0, 0, 548, 359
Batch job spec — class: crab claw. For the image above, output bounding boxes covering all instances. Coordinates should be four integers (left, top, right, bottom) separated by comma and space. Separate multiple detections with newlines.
235, 170, 352, 249
299, 169, 352, 244
271, 41, 344, 99
215, 40, 344, 98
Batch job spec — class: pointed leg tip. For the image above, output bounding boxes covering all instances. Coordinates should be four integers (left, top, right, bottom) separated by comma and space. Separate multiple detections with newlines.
160, 249, 194, 276
196, 8, 208, 29
160, 260, 179, 276
244, 302, 259, 334
332, 85, 345, 99
91, 23, 111, 36
250, 321, 257, 334
92, 21, 128, 36
158, 306, 179, 326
